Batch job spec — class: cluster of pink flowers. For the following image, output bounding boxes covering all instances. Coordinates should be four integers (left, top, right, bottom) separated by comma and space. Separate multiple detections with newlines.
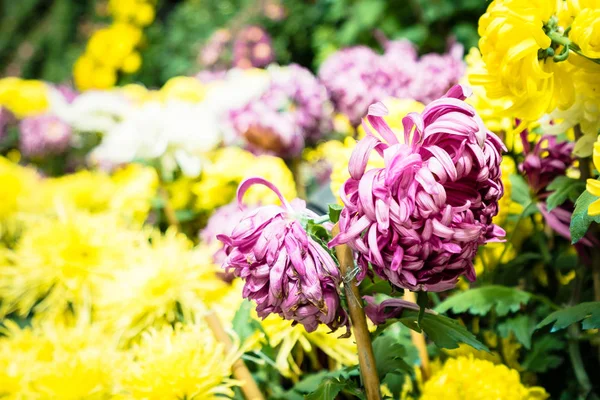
318, 40, 465, 126
329, 85, 505, 291
228, 64, 333, 158
233, 26, 275, 69
218, 177, 348, 332
19, 115, 72, 158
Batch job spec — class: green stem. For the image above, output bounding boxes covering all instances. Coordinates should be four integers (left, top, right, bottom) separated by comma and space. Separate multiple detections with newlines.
548, 31, 571, 47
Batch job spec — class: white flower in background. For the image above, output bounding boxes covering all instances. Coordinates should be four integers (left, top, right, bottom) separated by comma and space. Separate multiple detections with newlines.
91, 100, 222, 177
203, 68, 270, 116
50, 89, 132, 133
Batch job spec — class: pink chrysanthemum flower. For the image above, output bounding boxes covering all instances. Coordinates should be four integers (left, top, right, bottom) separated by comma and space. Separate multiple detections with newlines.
233, 25, 275, 69
218, 177, 348, 332
228, 64, 333, 158
330, 85, 506, 292
19, 114, 72, 158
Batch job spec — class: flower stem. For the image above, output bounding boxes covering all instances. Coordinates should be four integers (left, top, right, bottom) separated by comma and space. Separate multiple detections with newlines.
158, 186, 180, 231
404, 291, 431, 381
205, 312, 265, 400
332, 224, 381, 400
290, 157, 307, 200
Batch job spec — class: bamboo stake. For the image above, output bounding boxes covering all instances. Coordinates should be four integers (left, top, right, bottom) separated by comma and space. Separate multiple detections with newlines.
332, 225, 381, 400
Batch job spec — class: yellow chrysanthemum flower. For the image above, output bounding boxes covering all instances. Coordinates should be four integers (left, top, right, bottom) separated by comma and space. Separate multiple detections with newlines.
0, 78, 50, 118
570, 8, 600, 59
96, 229, 229, 339
193, 147, 296, 211
0, 209, 145, 318
420, 356, 548, 400
587, 139, 600, 216
465, 48, 513, 134
160, 76, 207, 103
0, 319, 121, 400
0, 157, 40, 220
473, 0, 574, 121
118, 322, 240, 400
259, 314, 358, 378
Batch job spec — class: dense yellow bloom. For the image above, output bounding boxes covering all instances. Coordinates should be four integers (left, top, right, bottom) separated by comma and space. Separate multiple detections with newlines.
465, 48, 513, 134
119, 322, 240, 400
570, 8, 600, 58
259, 314, 358, 378
96, 229, 229, 339
587, 139, 600, 216
473, 0, 574, 121
44, 165, 157, 222
0, 157, 40, 220
0, 319, 121, 400
0, 209, 145, 318
193, 147, 296, 211
421, 356, 548, 400
0, 78, 49, 118
160, 76, 207, 103
109, 0, 156, 26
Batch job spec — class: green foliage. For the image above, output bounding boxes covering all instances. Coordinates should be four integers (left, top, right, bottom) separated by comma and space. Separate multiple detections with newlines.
232, 299, 262, 342
435, 286, 531, 317
498, 315, 535, 349
305, 378, 346, 400
546, 176, 585, 212
509, 173, 533, 207
522, 335, 565, 373
398, 310, 488, 351
570, 190, 600, 244
372, 335, 412, 379
328, 204, 343, 224
536, 302, 600, 332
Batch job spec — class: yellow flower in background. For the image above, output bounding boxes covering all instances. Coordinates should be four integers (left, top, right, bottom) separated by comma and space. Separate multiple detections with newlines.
587, 139, 600, 216
473, 0, 574, 121
465, 48, 513, 134
0, 78, 49, 118
494, 156, 517, 227
0, 209, 145, 319
109, 0, 156, 27
96, 229, 229, 340
570, 8, 600, 59
421, 356, 548, 400
0, 157, 40, 220
119, 322, 240, 400
193, 147, 296, 211
259, 314, 358, 378
0, 319, 121, 400
160, 76, 207, 103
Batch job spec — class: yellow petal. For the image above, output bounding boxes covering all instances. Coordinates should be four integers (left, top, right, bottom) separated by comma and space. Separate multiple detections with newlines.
587, 179, 600, 196
588, 199, 600, 217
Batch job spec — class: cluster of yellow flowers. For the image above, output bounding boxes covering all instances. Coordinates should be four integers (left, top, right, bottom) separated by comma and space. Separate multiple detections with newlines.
74, 0, 157, 90
0, 78, 50, 118
192, 146, 297, 211
420, 355, 548, 400
472, 0, 600, 155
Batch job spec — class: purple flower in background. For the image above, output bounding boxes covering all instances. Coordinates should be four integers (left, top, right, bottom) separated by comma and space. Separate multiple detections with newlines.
199, 29, 232, 69
54, 85, 78, 104
520, 133, 574, 195
319, 40, 466, 125
233, 26, 275, 69
319, 46, 393, 127
228, 64, 333, 158
329, 85, 505, 292
409, 43, 466, 104
19, 114, 72, 158
218, 177, 348, 333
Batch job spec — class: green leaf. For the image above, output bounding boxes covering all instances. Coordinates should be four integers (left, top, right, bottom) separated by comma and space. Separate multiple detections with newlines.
498, 315, 535, 349
536, 302, 600, 332
328, 204, 343, 224
522, 335, 565, 373
570, 190, 600, 244
509, 175, 532, 207
174, 209, 196, 222
435, 286, 531, 317
546, 176, 585, 212
359, 277, 394, 296
305, 378, 346, 400
232, 300, 262, 343
399, 311, 488, 351
416, 291, 429, 325
372, 336, 412, 379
